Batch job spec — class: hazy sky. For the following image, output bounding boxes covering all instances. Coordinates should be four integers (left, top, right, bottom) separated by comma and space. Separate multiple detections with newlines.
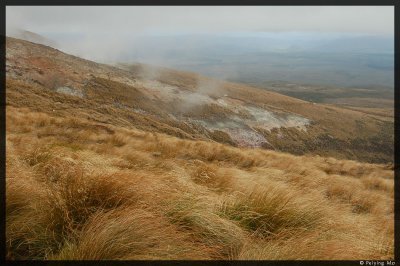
6, 6, 394, 36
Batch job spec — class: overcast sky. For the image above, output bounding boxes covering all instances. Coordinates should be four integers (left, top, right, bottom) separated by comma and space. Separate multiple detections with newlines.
6, 6, 394, 36
6, 6, 394, 63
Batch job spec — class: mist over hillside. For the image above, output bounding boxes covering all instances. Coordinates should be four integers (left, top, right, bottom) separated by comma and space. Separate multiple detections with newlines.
44, 32, 394, 89
127, 33, 394, 88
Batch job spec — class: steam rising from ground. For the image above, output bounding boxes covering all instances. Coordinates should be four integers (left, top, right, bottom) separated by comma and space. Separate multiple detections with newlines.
132, 70, 311, 148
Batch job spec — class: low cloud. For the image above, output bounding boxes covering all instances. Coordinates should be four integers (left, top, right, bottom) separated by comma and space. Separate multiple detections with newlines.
6, 6, 394, 35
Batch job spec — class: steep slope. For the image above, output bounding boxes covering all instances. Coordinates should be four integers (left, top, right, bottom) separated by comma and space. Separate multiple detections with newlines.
6, 106, 394, 260
5, 37, 394, 260
6, 37, 393, 163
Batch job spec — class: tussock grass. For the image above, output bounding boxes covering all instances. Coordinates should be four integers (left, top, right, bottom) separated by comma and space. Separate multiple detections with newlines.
6, 176, 59, 259
109, 133, 128, 147
219, 185, 324, 237
361, 175, 393, 193
51, 208, 210, 260
23, 146, 53, 167
188, 160, 234, 191
6, 106, 394, 260
163, 193, 247, 258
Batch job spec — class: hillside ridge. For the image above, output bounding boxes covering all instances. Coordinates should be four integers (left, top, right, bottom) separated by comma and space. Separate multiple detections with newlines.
5, 37, 394, 163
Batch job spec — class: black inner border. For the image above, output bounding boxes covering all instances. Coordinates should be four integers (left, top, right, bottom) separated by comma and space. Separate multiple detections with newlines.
1, 1, 398, 265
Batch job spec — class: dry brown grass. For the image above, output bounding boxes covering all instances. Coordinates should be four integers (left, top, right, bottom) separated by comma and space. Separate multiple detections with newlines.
50, 208, 211, 260
5, 105, 394, 260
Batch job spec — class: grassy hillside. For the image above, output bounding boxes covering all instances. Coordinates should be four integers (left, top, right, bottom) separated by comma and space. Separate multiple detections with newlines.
6, 37, 394, 163
5, 37, 394, 260
6, 105, 394, 260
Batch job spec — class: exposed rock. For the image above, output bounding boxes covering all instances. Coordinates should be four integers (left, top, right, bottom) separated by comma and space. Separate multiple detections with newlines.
56, 86, 84, 98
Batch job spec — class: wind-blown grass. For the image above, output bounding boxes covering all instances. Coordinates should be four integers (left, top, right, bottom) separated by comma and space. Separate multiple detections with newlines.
6, 106, 394, 260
